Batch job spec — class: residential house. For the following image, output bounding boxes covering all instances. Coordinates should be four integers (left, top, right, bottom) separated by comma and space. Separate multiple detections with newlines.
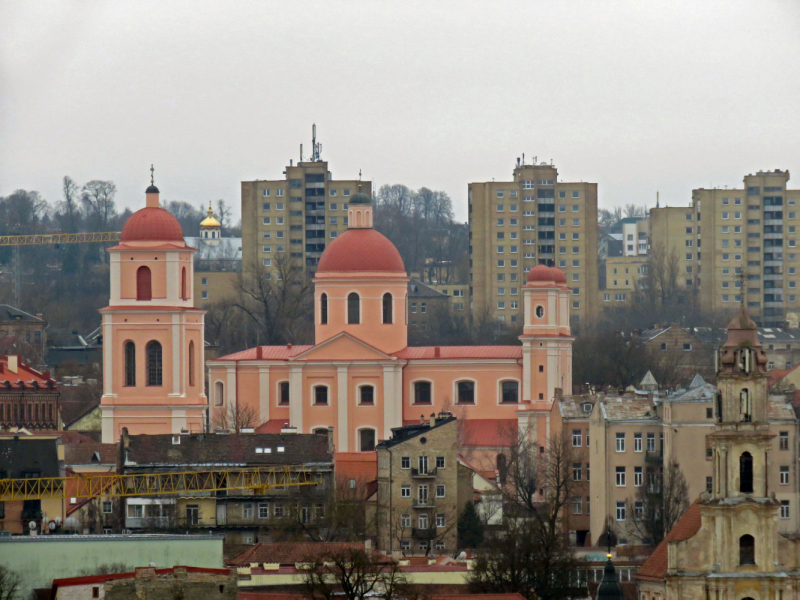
0, 355, 59, 430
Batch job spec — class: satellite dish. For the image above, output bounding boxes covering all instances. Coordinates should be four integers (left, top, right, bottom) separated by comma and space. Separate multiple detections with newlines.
28, 521, 37, 530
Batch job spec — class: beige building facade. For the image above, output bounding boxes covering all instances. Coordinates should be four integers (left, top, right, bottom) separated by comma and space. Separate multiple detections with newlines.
650, 169, 800, 327
469, 162, 598, 330
242, 159, 370, 277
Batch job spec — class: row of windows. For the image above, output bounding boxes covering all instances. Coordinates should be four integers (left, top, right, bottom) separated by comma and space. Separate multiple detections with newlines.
614, 432, 659, 453
135, 266, 190, 302
261, 189, 353, 197
495, 189, 579, 199
412, 380, 519, 404
124, 340, 197, 388
400, 483, 447, 502
319, 292, 394, 325
262, 202, 350, 211
401, 456, 446, 470
399, 512, 447, 528
496, 243, 581, 255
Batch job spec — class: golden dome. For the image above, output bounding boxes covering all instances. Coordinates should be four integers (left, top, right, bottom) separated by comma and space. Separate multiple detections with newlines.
200, 204, 221, 229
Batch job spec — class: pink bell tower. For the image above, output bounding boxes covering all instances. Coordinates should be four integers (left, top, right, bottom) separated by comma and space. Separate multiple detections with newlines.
100, 175, 207, 443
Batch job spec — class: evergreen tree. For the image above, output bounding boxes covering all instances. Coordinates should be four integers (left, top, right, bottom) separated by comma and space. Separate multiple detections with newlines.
457, 502, 484, 549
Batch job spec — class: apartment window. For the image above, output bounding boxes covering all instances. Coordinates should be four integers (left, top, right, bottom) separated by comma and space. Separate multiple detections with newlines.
497, 191, 504, 199
572, 429, 582, 447
436, 513, 446, 528
401, 456, 410, 469
780, 466, 790, 484
558, 190, 566, 199
276, 202, 284, 209
259, 503, 269, 519
436, 484, 446, 498
343, 189, 350, 196
685, 214, 693, 221
634, 433, 642, 452
497, 219, 504, 226
616, 466, 626, 486
510, 204, 517, 212
436, 456, 445, 469
559, 205, 567, 213
572, 219, 579, 226
780, 431, 789, 450
647, 432, 655, 452
572, 497, 583, 515
782, 501, 791, 519
686, 253, 693, 260
634, 466, 643, 487
401, 485, 410, 497
616, 502, 626, 521
263, 189, 271, 197
573, 463, 582, 481
722, 212, 729, 219
243, 503, 254, 519
616, 432, 625, 452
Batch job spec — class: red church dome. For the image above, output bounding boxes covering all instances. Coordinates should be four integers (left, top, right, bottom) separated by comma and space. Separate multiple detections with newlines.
527, 264, 555, 283
317, 228, 405, 274
551, 267, 567, 284
121, 207, 185, 242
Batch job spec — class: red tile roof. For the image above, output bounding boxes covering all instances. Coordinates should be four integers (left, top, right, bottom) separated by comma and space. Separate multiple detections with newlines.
217, 346, 315, 361
393, 346, 522, 360
0, 356, 57, 390
769, 368, 794, 386
636, 501, 702, 581
461, 419, 517, 447
228, 542, 365, 566
120, 206, 185, 242
64, 441, 117, 465
256, 419, 291, 434
335, 452, 377, 482
51, 567, 231, 592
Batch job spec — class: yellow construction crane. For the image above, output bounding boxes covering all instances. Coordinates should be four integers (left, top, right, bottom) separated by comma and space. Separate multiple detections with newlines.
0, 465, 319, 501
0, 231, 122, 307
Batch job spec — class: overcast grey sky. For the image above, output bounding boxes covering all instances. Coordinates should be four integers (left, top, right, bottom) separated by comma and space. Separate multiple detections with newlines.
2, 0, 799, 223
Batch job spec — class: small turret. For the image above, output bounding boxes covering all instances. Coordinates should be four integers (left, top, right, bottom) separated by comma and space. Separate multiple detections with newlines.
199, 203, 222, 246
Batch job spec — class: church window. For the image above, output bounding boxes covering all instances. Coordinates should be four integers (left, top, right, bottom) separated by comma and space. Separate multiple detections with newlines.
214, 381, 224, 406
181, 267, 188, 300
279, 382, 290, 405
313, 385, 328, 405
359, 428, 376, 452
500, 381, 518, 403
320, 293, 328, 325
146, 341, 162, 386
740, 452, 754, 493
136, 266, 152, 301
414, 381, 432, 404
347, 293, 360, 324
382, 293, 393, 324
740, 388, 752, 422
456, 381, 475, 404
124, 341, 136, 386
188, 341, 195, 387
739, 534, 755, 565
359, 385, 374, 405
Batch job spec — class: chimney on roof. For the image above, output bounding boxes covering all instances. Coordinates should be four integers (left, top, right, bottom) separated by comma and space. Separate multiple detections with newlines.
429, 413, 435, 427
256, 346, 263, 360
35, 313, 43, 321
420, 414, 425, 424
7, 355, 17, 373
434, 346, 440, 358
554, 387, 563, 401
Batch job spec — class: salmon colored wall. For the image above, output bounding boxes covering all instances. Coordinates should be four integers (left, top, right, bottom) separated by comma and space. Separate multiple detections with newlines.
119, 253, 169, 299
314, 276, 409, 354
402, 362, 524, 418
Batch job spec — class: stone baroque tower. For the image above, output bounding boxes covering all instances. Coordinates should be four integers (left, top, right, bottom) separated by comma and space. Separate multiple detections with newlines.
638, 304, 800, 599
100, 182, 207, 443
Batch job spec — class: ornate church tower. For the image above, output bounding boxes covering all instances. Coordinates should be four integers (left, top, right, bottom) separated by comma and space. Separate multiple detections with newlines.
100, 177, 207, 443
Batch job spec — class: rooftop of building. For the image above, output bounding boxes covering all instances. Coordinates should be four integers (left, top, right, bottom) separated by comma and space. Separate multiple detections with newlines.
50, 566, 232, 594
228, 542, 368, 567
122, 431, 333, 468
64, 440, 116, 465
558, 395, 597, 419
0, 436, 61, 477
378, 413, 456, 449
598, 396, 659, 422
408, 279, 449, 299
0, 305, 45, 323
636, 501, 702, 582
0, 355, 57, 390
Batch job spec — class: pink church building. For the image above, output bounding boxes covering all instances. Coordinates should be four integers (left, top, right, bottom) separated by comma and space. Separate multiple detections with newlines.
206, 187, 574, 470
100, 183, 207, 443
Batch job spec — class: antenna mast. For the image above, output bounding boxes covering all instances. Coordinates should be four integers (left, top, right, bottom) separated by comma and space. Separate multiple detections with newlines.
311, 124, 322, 161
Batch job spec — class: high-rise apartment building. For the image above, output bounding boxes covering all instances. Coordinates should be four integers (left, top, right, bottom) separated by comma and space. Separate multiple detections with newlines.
650, 170, 799, 326
469, 162, 598, 328
241, 140, 370, 275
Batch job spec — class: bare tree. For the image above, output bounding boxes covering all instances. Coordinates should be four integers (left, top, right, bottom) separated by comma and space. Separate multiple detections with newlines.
648, 242, 681, 306
625, 458, 689, 548
216, 199, 232, 233
60, 175, 82, 233
470, 433, 580, 600
303, 546, 418, 600
82, 180, 117, 231
0, 566, 21, 600
213, 401, 257, 432
234, 254, 314, 345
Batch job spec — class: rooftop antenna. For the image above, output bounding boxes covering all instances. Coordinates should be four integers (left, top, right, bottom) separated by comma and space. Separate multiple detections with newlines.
516, 157, 521, 167
300, 143, 303, 162
311, 123, 322, 161
522, 153, 525, 165
150, 164, 155, 186
656, 191, 660, 209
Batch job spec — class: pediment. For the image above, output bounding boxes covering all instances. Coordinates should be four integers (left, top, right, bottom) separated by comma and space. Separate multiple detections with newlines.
292, 332, 394, 362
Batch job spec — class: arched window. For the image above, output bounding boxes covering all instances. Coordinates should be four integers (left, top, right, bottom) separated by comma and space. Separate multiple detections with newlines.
136, 266, 152, 301
739, 534, 755, 565
740, 451, 754, 493
146, 341, 162, 386
181, 267, 188, 300
497, 454, 508, 485
313, 427, 329, 435
382, 293, 393, 324
500, 381, 519, 403
279, 381, 290, 405
314, 385, 329, 405
320, 293, 328, 325
124, 341, 136, 386
360, 428, 376, 452
347, 293, 360, 324
214, 381, 224, 406
414, 381, 432, 405
359, 385, 375, 405
188, 341, 195, 387
457, 381, 475, 404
